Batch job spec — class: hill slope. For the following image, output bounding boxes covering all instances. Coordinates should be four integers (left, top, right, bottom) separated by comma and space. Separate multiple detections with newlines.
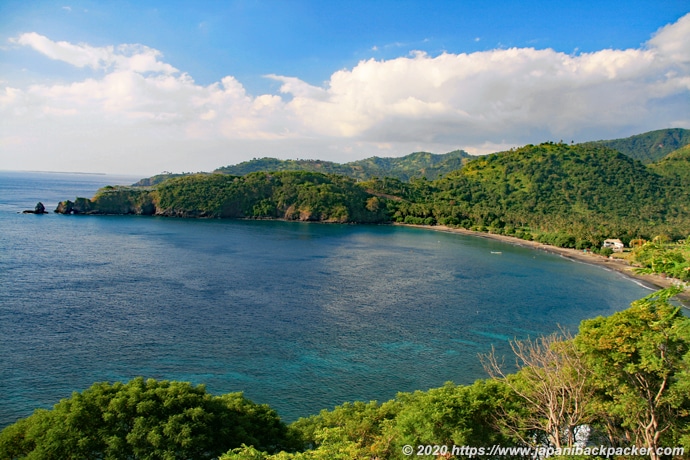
649, 144, 690, 183
59, 171, 388, 223
63, 142, 690, 247
369, 142, 688, 244
132, 150, 471, 186
213, 150, 472, 181
581, 128, 690, 164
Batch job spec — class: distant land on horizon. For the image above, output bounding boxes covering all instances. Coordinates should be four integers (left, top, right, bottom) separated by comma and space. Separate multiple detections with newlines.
132, 128, 690, 186
1, 170, 109, 176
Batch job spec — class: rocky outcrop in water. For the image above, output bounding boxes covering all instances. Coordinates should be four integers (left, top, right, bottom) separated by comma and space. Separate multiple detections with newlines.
22, 202, 48, 214
55, 200, 73, 214
54, 198, 94, 214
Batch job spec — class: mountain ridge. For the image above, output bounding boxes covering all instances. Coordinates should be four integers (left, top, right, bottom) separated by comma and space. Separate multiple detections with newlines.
132, 128, 690, 186
580, 128, 690, 164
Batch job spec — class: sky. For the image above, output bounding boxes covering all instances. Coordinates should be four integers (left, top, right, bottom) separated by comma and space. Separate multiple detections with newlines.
1, 1, 689, 175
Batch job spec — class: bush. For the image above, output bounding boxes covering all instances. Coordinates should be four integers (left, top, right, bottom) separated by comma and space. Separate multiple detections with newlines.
0, 378, 290, 459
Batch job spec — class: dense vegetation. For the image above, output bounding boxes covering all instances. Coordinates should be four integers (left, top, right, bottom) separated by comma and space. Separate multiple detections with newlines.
371, 142, 690, 248
132, 129, 689, 187
58, 171, 388, 223
581, 128, 690, 164
648, 144, 690, 206
60, 132, 690, 254
632, 239, 690, 281
212, 150, 472, 182
2, 288, 688, 459
132, 150, 471, 186
0, 378, 293, 459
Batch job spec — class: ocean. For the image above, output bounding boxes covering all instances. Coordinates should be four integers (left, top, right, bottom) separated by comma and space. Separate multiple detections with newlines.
0, 171, 650, 427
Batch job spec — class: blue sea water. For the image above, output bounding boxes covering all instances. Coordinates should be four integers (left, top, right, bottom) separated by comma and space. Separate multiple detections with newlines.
0, 171, 650, 427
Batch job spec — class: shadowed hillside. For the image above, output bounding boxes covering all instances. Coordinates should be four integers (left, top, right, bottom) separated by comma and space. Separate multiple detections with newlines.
581, 128, 690, 164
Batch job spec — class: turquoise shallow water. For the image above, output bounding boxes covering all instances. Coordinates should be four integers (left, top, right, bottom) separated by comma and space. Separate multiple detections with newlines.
0, 171, 650, 426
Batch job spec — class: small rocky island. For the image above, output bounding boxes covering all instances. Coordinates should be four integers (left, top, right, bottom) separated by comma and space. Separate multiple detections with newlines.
22, 202, 48, 214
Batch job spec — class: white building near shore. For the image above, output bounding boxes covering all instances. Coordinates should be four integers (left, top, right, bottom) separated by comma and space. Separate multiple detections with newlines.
602, 239, 625, 252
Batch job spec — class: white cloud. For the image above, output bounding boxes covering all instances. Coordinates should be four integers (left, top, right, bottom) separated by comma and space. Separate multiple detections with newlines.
1, 14, 689, 175
648, 12, 690, 63
9, 33, 178, 74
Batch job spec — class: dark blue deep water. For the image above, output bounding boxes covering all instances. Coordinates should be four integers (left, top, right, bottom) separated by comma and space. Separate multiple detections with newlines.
0, 171, 650, 427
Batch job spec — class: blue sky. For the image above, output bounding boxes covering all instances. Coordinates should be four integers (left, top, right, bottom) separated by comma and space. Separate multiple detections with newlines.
1, 1, 689, 175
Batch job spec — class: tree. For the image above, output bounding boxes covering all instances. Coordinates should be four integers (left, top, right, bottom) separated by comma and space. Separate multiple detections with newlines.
287, 400, 399, 459
0, 378, 290, 460
387, 380, 519, 454
481, 330, 596, 450
575, 287, 690, 459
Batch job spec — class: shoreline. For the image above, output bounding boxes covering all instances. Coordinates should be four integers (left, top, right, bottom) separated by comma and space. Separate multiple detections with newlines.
396, 223, 690, 307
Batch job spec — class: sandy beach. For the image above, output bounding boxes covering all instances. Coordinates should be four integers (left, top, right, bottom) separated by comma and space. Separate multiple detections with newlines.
397, 223, 690, 307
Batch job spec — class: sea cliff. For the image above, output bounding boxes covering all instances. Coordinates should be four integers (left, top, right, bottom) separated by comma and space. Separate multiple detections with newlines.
55, 171, 389, 223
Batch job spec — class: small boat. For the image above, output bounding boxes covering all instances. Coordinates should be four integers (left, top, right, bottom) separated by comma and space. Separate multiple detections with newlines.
490, 251, 502, 254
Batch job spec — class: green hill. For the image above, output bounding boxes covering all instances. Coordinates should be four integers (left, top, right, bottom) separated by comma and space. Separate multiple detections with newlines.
213, 150, 472, 181
61, 141, 690, 248
647, 144, 690, 220
347, 150, 471, 180
133, 128, 690, 188
131, 172, 192, 187
370, 142, 689, 245
59, 171, 388, 223
132, 150, 472, 186
649, 144, 690, 183
581, 128, 690, 164
213, 157, 344, 177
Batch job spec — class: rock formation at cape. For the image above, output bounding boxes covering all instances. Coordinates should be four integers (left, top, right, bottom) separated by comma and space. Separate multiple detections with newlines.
22, 202, 48, 214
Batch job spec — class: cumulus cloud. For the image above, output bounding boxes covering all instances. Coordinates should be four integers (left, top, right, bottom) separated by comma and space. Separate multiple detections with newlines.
1, 13, 689, 174
648, 12, 690, 63
10, 32, 178, 74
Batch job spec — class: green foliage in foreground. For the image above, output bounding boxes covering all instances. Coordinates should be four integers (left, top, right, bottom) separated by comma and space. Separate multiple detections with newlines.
0, 378, 291, 460
575, 288, 690, 456
3, 289, 689, 459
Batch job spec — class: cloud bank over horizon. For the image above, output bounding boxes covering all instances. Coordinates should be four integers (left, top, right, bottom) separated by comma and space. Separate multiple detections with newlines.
1, 13, 689, 175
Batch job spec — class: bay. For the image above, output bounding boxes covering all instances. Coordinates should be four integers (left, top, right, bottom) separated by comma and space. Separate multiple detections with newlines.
0, 171, 650, 427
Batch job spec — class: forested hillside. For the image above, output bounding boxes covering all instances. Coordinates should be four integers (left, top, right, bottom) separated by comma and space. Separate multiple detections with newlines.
132, 150, 471, 186
58, 171, 388, 223
131, 129, 690, 187
60, 140, 690, 250
581, 128, 690, 164
213, 150, 472, 181
371, 142, 689, 246
649, 143, 690, 185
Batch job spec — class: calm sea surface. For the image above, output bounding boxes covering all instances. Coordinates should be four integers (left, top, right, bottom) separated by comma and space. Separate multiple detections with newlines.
0, 171, 650, 427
